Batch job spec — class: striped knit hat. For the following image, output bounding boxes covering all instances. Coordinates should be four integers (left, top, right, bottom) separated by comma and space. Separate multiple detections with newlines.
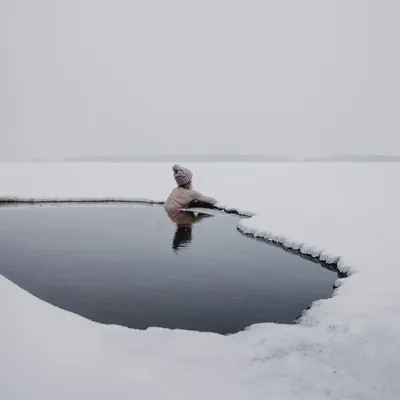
172, 164, 193, 186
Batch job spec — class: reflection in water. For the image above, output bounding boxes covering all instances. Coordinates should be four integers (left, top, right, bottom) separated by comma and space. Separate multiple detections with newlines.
166, 209, 214, 252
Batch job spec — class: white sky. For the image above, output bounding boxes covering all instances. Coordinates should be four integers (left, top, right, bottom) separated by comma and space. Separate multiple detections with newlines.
1, 0, 399, 160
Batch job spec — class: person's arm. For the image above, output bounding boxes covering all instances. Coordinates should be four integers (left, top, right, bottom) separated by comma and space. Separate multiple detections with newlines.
190, 190, 217, 206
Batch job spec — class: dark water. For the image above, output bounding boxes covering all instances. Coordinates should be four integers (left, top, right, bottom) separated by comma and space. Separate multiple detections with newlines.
0, 204, 338, 334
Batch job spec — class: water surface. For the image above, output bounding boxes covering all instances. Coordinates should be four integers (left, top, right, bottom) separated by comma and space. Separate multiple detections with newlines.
0, 204, 338, 334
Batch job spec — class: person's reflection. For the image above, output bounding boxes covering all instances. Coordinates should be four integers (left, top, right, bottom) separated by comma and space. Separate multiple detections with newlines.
166, 209, 214, 253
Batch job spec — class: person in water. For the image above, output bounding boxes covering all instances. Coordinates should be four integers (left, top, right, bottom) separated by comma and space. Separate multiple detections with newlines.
164, 165, 217, 210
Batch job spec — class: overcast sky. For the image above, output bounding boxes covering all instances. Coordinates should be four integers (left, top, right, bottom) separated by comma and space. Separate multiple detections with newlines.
1, 1, 399, 160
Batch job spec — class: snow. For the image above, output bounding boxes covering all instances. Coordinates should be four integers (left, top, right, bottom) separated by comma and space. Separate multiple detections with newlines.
1, 162, 400, 399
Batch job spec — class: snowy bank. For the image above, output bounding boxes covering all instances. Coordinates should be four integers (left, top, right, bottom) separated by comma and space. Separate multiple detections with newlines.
1, 162, 400, 399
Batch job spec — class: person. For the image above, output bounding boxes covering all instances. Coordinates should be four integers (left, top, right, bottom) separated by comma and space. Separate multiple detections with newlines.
164, 165, 217, 210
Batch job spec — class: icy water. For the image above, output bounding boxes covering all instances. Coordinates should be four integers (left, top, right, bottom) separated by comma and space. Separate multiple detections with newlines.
0, 204, 338, 334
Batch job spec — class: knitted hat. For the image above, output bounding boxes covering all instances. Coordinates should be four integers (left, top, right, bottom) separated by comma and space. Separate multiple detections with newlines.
172, 164, 193, 186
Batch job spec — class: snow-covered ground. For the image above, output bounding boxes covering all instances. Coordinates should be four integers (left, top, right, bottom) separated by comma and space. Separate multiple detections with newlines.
1, 162, 399, 399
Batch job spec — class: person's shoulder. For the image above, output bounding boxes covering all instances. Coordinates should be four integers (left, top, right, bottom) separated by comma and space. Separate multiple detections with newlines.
186, 189, 202, 200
